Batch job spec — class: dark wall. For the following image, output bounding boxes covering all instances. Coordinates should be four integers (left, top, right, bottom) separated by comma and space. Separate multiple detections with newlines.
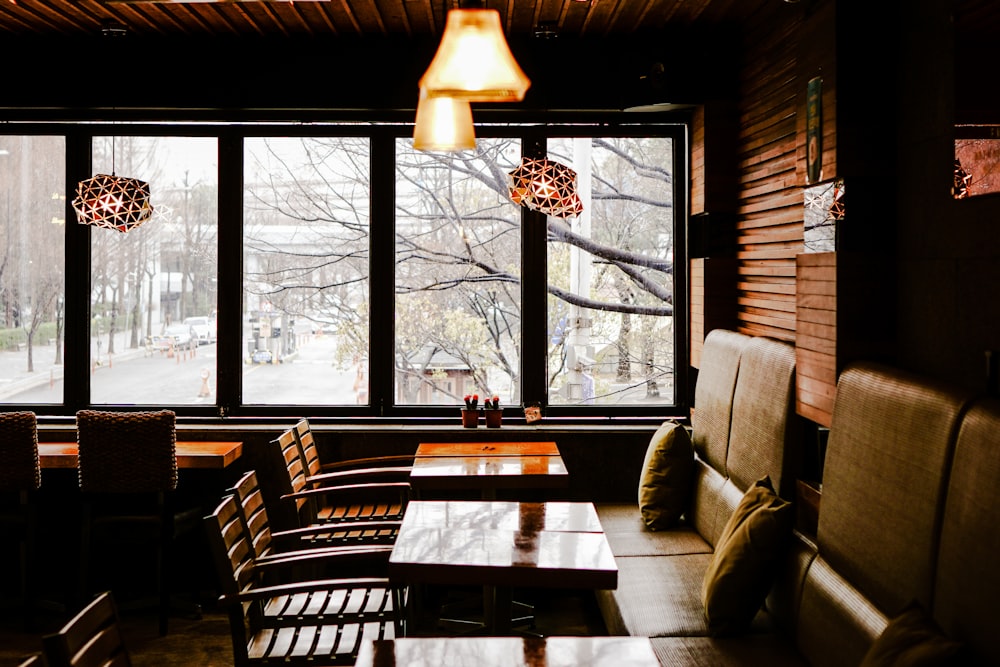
892, 0, 1000, 392
3, 28, 739, 118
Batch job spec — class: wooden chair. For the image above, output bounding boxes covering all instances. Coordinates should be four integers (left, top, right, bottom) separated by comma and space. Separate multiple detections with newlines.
75, 409, 202, 636
291, 418, 414, 476
203, 493, 404, 666
41, 590, 131, 667
269, 427, 410, 533
230, 469, 402, 567
0, 411, 41, 629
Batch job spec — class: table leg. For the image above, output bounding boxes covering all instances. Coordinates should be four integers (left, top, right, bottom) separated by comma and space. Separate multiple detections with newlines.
487, 585, 513, 634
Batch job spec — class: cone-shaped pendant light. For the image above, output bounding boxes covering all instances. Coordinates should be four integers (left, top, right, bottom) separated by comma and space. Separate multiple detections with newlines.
419, 7, 530, 103
413, 88, 476, 152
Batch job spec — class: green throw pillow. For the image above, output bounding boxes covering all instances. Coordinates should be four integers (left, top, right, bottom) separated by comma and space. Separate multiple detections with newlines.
638, 420, 694, 530
701, 475, 793, 636
859, 601, 965, 667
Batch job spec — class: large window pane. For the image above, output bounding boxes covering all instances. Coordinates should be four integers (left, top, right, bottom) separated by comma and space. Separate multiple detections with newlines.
0, 136, 66, 404
394, 139, 522, 406
242, 137, 371, 405
90, 136, 218, 405
547, 137, 675, 405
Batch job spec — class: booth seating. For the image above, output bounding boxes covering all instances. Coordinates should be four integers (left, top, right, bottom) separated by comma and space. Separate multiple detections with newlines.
593, 329, 804, 643
594, 327, 999, 665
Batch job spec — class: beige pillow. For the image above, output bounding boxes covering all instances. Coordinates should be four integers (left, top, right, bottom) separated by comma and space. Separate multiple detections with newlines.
637, 420, 694, 530
701, 476, 793, 636
859, 601, 965, 667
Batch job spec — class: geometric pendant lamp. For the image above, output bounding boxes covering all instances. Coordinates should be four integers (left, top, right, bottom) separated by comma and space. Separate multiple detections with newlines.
73, 173, 154, 233
508, 157, 584, 219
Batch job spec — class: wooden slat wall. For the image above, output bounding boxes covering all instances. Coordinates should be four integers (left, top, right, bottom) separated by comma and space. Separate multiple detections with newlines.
690, 257, 739, 369
796, 252, 837, 426
734, 9, 803, 343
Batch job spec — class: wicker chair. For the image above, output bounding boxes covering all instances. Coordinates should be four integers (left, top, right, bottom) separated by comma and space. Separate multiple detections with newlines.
75, 409, 199, 637
204, 493, 403, 666
0, 411, 41, 629
42, 590, 131, 667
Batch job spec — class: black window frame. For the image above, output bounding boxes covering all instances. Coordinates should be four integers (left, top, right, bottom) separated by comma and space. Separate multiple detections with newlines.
2, 115, 690, 425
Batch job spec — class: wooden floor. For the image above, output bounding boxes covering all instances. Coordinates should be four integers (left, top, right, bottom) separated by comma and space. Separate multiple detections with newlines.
0, 585, 608, 666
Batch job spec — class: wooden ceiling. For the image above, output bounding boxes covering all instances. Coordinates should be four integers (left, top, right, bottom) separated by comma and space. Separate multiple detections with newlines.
0, 0, 768, 39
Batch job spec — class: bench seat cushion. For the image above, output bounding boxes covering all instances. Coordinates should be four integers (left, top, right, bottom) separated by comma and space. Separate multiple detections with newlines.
650, 634, 808, 666
595, 503, 712, 557
595, 553, 776, 637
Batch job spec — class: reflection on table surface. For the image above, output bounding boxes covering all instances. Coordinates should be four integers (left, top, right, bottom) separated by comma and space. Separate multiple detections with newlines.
355, 636, 659, 667
388, 525, 617, 590
416, 441, 560, 457
410, 456, 569, 480
401, 500, 604, 533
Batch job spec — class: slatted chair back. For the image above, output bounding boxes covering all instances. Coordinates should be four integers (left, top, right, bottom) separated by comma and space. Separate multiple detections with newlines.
292, 418, 325, 480
269, 427, 314, 528
229, 468, 276, 561
42, 591, 132, 667
291, 418, 414, 475
203, 493, 401, 666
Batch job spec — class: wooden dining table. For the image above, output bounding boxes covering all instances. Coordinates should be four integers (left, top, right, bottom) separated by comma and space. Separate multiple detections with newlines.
37, 440, 244, 470
410, 441, 568, 499
415, 441, 561, 457
389, 499, 618, 635
355, 636, 660, 667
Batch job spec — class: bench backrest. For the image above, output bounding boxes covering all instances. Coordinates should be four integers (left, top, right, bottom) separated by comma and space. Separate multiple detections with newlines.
795, 361, 975, 667
934, 396, 1000, 664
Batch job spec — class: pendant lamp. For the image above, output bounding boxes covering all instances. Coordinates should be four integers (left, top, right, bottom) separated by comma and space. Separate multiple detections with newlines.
419, 6, 530, 102
413, 88, 476, 152
508, 157, 584, 219
72, 23, 154, 233
73, 152, 154, 234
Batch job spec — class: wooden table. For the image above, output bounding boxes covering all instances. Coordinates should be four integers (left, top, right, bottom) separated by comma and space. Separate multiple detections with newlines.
38, 440, 243, 469
355, 636, 659, 667
389, 499, 617, 635
415, 441, 560, 457
401, 499, 604, 534
410, 441, 568, 498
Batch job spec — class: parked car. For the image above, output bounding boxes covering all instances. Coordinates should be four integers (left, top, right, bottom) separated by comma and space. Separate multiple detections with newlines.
150, 323, 197, 351
183, 316, 217, 345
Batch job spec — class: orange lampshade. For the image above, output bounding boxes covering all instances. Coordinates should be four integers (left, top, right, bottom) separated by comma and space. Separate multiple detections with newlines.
413, 89, 476, 152
419, 8, 530, 103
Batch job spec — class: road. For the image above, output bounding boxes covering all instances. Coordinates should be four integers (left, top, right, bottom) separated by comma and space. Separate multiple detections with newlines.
7, 334, 359, 406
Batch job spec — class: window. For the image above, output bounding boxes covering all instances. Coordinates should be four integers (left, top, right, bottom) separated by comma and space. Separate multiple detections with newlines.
394, 138, 522, 406
89, 136, 218, 405
0, 121, 685, 420
546, 137, 677, 406
242, 137, 371, 405
0, 135, 66, 405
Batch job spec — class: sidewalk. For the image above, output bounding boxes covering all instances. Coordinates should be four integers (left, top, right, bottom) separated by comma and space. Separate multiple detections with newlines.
0, 333, 146, 402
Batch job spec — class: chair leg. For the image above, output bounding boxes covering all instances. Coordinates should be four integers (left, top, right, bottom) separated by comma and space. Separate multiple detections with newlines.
78, 502, 92, 611
159, 497, 171, 636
